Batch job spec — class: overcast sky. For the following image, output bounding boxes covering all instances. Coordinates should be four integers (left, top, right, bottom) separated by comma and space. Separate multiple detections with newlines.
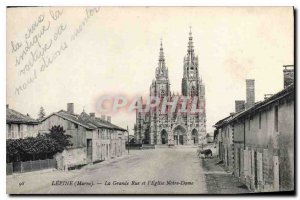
7, 7, 294, 133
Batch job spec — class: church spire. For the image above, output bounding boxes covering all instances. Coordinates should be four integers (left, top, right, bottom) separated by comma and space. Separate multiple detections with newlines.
187, 26, 195, 60
155, 39, 168, 79
158, 39, 165, 69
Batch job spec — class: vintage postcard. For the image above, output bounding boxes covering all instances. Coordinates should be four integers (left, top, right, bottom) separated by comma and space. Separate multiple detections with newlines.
6, 6, 294, 194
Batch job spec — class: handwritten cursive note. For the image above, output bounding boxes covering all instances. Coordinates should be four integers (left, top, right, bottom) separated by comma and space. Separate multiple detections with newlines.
8, 7, 100, 96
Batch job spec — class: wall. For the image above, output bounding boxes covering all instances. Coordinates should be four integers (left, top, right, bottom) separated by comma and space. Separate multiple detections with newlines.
39, 114, 89, 168
55, 147, 86, 170
278, 98, 294, 191
217, 123, 234, 171
39, 114, 87, 148
6, 123, 38, 139
92, 129, 102, 162
231, 94, 294, 192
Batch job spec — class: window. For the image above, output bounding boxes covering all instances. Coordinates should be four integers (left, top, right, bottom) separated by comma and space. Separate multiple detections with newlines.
27, 126, 31, 137
19, 125, 23, 138
11, 125, 16, 138
74, 124, 78, 129
23, 125, 27, 138
7, 124, 11, 139
191, 86, 196, 97
18, 124, 23, 138
259, 112, 262, 129
67, 121, 71, 130
275, 106, 278, 132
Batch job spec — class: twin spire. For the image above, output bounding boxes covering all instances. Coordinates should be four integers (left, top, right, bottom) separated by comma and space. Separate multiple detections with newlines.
158, 26, 195, 65
157, 27, 195, 77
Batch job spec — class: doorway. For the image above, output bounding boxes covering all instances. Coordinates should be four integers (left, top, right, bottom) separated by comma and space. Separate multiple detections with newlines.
87, 139, 92, 163
173, 125, 187, 145
191, 129, 199, 145
161, 130, 167, 144
179, 135, 184, 145
174, 135, 178, 145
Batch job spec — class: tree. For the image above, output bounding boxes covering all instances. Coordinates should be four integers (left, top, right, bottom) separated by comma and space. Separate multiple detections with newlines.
38, 106, 46, 119
46, 125, 72, 152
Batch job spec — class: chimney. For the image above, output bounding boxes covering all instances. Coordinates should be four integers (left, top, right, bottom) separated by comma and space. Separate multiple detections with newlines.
283, 65, 294, 88
6, 104, 9, 108
67, 103, 74, 114
246, 79, 255, 109
235, 100, 245, 113
107, 116, 111, 123
101, 115, 105, 120
89, 113, 95, 117
230, 112, 235, 116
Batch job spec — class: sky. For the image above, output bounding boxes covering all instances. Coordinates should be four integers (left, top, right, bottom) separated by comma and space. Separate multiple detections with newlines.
6, 7, 294, 133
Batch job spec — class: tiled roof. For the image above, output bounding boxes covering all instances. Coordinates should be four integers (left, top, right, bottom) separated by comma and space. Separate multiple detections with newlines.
77, 111, 111, 129
6, 107, 38, 124
41, 110, 127, 131
40, 110, 95, 130
57, 110, 97, 130
79, 112, 127, 131
214, 115, 232, 128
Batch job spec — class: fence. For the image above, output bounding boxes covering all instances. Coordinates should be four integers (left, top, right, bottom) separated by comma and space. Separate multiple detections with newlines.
6, 158, 56, 175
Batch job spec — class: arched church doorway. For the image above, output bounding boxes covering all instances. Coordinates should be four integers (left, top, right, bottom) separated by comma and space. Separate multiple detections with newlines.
173, 125, 187, 145
191, 129, 199, 145
143, 128, 150, 144
161, 129, 168, 145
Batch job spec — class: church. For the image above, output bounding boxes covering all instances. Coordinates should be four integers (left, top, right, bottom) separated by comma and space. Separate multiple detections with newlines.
134, 29, 207, 146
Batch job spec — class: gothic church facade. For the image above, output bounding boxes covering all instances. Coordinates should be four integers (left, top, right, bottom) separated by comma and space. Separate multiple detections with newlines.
134, 29, 207, 146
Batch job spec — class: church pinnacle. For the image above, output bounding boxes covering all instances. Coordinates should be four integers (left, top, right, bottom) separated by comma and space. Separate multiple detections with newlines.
158, 39, 165, 68
155, 39, 168, 79
187, 26, 195, 60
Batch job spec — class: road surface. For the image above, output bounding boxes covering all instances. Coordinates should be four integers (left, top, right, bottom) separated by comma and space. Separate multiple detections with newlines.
10, 147, 208, 194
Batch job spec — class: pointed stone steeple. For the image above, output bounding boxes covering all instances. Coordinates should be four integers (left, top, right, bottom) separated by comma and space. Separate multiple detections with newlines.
155, 39, 168, 79
182, 26, 200, 96
158, 39, 166, 70
187, 26, 195, 64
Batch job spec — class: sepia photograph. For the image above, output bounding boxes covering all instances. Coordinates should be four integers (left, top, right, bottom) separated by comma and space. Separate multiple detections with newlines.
5, 6, 294, 194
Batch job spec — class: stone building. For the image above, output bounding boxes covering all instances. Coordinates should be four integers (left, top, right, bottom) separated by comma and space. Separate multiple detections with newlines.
214, 66, 294, 192
39, 103, 127, 170
134, 29, 206, 146
6, 105, 39, 139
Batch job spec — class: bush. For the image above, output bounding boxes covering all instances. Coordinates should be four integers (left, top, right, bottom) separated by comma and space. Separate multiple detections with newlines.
6, 125, 72, 163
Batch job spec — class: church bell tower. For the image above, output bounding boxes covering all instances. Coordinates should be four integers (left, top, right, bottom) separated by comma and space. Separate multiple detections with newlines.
181, 27, 204, 98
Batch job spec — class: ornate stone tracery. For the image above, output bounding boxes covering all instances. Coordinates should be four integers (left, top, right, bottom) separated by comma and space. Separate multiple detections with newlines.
134, 28, 207, 146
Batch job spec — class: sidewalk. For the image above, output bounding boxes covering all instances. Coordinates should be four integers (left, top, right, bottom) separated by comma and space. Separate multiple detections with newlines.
6, 152, 134, 194
201, 156, 251, 194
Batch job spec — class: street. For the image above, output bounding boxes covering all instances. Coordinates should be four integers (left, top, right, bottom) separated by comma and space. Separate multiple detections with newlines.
7, 146, 249, 194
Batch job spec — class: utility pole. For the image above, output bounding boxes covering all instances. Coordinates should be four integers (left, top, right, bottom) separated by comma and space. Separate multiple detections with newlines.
127, 126, 129, 154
